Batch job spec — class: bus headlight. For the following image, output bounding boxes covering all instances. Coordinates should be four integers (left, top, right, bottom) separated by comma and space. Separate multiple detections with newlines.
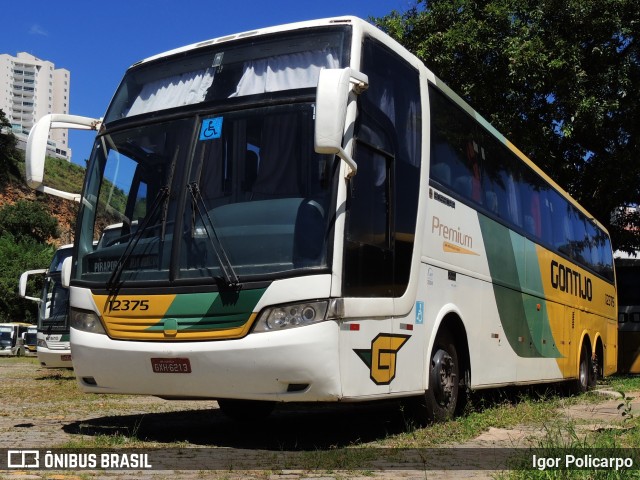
70, 308, 106, 335
37, 339, 48, 348
253, 300, 329, 332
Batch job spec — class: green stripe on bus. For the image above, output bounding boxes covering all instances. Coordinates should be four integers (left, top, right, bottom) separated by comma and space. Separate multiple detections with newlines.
146, 288, 266, 331
479, 214, 561, 358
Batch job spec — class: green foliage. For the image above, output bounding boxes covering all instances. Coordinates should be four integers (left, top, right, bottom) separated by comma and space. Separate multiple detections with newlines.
41, 155, 87, 196
373, 0, 640, 253
0, 200, 60, 243
15, 152, 127, 218
0, 200, 60, 322
0, 114, 87, 322
0, 109, 21, 185
616, 390, 635, 422
0, 199, 62, 322
0, 235, 54, 322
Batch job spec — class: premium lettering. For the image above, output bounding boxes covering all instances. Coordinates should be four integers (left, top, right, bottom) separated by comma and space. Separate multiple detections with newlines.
432, 216, 473, 249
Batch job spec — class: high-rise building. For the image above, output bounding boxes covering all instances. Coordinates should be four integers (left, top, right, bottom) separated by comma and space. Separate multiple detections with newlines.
0, 52, 72, 161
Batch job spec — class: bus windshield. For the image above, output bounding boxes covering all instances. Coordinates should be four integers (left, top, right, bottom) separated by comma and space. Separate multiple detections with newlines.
617, 262, 640, 306
40, 274, 70, 332
74, 32, 345, 286
0, 328, 11, 348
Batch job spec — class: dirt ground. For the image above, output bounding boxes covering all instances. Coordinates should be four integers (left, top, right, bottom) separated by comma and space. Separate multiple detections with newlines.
1, 358, 638, 480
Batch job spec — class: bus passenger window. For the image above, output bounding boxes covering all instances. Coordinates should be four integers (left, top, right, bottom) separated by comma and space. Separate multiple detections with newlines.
569, 207, 588, 263
430, 161, 451, 186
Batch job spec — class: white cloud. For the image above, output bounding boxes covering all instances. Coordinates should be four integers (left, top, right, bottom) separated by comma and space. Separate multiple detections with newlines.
28, 24, 48, 36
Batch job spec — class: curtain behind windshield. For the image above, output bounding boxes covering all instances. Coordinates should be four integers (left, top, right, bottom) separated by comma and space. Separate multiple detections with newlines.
229, 50, 339, 97
104, 28, 349, 122
128, 69, 215, 116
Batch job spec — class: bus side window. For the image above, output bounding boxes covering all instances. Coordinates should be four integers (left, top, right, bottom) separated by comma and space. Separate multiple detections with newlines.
569, 207, 588, 263
519, 168, 543, 240
584, 219, 601, 271
430, 160, 451, 186
481, 143, 512, 223
429, 87, 480, 205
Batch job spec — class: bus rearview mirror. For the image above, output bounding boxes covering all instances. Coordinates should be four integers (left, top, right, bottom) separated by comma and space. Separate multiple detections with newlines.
61, 256, 72, 289
26, 114, 102, 202
18, 269, 47, 303
314, 68, 368, 177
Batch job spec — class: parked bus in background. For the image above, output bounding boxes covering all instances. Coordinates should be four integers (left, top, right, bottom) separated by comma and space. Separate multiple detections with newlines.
25, 16, 616, 421
19, 245, 74, 368
0, 323, 30, 357
23, 325, 38, 356
615, 252, 640, 374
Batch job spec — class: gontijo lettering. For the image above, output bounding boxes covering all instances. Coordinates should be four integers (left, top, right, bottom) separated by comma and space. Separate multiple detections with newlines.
550, 259, 593, 301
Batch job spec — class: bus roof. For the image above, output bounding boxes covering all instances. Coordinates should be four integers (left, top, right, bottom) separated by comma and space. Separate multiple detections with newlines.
132, 16, 363, 67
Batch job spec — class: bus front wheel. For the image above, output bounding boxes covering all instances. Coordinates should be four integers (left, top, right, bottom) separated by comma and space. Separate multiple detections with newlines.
425, 331, 460, 422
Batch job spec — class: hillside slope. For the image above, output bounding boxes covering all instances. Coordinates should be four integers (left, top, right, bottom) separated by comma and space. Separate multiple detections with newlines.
0, 157, 83, 246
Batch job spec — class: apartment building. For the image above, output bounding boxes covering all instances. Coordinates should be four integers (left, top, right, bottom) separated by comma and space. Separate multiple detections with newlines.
0, 52, 71, 161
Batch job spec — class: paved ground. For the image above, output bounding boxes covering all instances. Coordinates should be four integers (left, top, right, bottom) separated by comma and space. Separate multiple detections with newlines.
1, 360, 639, 480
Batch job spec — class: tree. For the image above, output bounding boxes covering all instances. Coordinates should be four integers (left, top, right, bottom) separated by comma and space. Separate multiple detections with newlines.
0, 200, 59, 244
373, 0, 640, 253
0, 200, 59, 322
0, 108, 21, 186
0, 236, 53, 322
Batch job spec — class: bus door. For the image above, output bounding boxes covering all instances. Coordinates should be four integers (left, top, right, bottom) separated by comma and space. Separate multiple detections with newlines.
338, 34, 424, 398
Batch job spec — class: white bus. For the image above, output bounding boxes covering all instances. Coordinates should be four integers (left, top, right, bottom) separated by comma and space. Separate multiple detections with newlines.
19, 245, 74, 368
0, 323, 30, 357
26, 16, 616, 421
23, 325, 38, 356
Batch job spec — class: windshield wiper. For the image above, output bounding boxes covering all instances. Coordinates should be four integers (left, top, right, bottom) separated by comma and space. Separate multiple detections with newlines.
106, 146, 179, 292
187, 182, 241, 289
106, 185, 169, 291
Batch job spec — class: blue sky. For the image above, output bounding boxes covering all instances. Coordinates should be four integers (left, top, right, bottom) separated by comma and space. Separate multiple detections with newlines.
4, 0, 408, 166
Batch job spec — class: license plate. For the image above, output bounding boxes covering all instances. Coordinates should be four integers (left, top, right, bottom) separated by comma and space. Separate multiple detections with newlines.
61, 354, 72, 362
151, 357, 192, 373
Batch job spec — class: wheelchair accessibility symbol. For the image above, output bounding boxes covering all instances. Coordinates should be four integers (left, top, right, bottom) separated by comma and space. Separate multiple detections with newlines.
415, 301, 424, 324
199, 117, 223, 140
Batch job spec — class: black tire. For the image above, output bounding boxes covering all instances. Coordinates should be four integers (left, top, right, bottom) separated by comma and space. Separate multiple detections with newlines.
425, 331, 460, 422
217, 399, 275, 422
570, 346, 593, 394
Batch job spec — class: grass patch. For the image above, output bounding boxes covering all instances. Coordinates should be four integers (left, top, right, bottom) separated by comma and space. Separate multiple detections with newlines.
500, 418, 640, 479
495, 377, 640, 479
598, 374, 640, 393
379, 386, 579, 448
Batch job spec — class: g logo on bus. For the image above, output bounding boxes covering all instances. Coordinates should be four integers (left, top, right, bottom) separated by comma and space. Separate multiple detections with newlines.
354, 333, 410, 385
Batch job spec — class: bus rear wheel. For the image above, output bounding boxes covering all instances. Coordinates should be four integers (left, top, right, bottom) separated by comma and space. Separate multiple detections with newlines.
570, 346, 594, 394
425, 331, 460, 422
217, 399, 275, 422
